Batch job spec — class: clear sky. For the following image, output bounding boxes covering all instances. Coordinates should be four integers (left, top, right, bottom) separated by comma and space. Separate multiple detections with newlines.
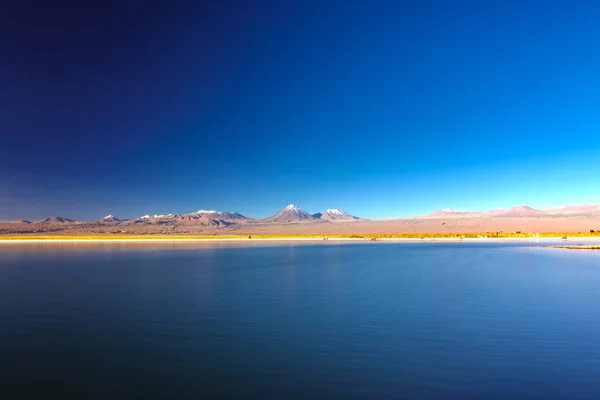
2, 0, 600, 221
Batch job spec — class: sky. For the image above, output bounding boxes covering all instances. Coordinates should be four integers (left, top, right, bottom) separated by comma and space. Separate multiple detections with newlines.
2, 0, 600, 221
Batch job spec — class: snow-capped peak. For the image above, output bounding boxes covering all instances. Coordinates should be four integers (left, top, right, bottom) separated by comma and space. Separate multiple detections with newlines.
262, 204, 314, 222
440, 208, 463, 213
313, 208, 358, 220
196, 210, 218, 214
100, 214, 121, 222
326, 209, 346, 215
139, 214, 164, 219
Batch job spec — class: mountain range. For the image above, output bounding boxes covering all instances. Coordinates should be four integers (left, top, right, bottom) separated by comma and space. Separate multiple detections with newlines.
7, 203, 600, 226
262, 204, 316, 223
3, 203, 600, 236
426, 204, 600, 218
5, 205, 360, 226
313, 209, 359, 221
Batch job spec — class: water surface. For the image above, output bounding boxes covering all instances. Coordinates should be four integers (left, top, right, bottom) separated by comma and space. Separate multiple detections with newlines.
1, 241, 600, 399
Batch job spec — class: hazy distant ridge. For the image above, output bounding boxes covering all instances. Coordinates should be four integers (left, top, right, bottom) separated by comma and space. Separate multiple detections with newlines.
426, 204, 600, 218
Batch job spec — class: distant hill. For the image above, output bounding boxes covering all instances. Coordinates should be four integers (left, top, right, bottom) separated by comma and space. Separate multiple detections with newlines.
99, 215, 121, 222
263, 204, 316, 223
492, 205, 543, 217
120, 213, 232, 228
161, 214, 232, 227
313, 209, 359, 221
544, 204, 600, 215
35, 217, 79, 224
427, 208, 482, 217
188, 210, 249, 221
426, 204, 600, 218
10, 219, 31, 224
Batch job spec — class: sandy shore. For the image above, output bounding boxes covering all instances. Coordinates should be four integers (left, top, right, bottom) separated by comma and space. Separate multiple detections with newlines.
4, 216, 600, 237
2, 236, 600, 244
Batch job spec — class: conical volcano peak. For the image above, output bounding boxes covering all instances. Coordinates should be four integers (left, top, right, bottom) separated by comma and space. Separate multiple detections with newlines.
263, 204, 315, 223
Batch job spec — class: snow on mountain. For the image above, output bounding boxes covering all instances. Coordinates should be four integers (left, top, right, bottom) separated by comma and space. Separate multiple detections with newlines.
313, 209, 359, 220
263, 204, 316, 223
138, 214, 165, 220
440, 208, 463, 213
165, 214, 233, 227
326, 209, 345, 215
100, 215, 120, 222
190, 210, 249, 220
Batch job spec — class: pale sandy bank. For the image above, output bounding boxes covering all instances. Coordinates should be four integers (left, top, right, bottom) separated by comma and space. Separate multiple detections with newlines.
3, 237, 600, 244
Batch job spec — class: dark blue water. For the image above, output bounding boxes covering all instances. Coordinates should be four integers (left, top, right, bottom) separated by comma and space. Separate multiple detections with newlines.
2, 241, 600, 399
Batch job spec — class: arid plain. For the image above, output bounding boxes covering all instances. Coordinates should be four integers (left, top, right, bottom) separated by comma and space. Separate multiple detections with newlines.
3, 204, 600, 238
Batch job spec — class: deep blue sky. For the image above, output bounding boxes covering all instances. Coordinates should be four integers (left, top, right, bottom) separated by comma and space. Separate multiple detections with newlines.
2, 0, 600, 220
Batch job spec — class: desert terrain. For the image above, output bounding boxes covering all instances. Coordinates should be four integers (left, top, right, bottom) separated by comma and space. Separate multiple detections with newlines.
2, 204, 600, 238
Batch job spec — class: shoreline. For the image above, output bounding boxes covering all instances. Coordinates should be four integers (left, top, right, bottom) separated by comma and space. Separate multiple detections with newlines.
547, 245, 600, 250
2, 236, 600, 244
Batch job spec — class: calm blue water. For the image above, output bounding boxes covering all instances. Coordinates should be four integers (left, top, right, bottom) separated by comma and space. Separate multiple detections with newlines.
1, 241, 600, 399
